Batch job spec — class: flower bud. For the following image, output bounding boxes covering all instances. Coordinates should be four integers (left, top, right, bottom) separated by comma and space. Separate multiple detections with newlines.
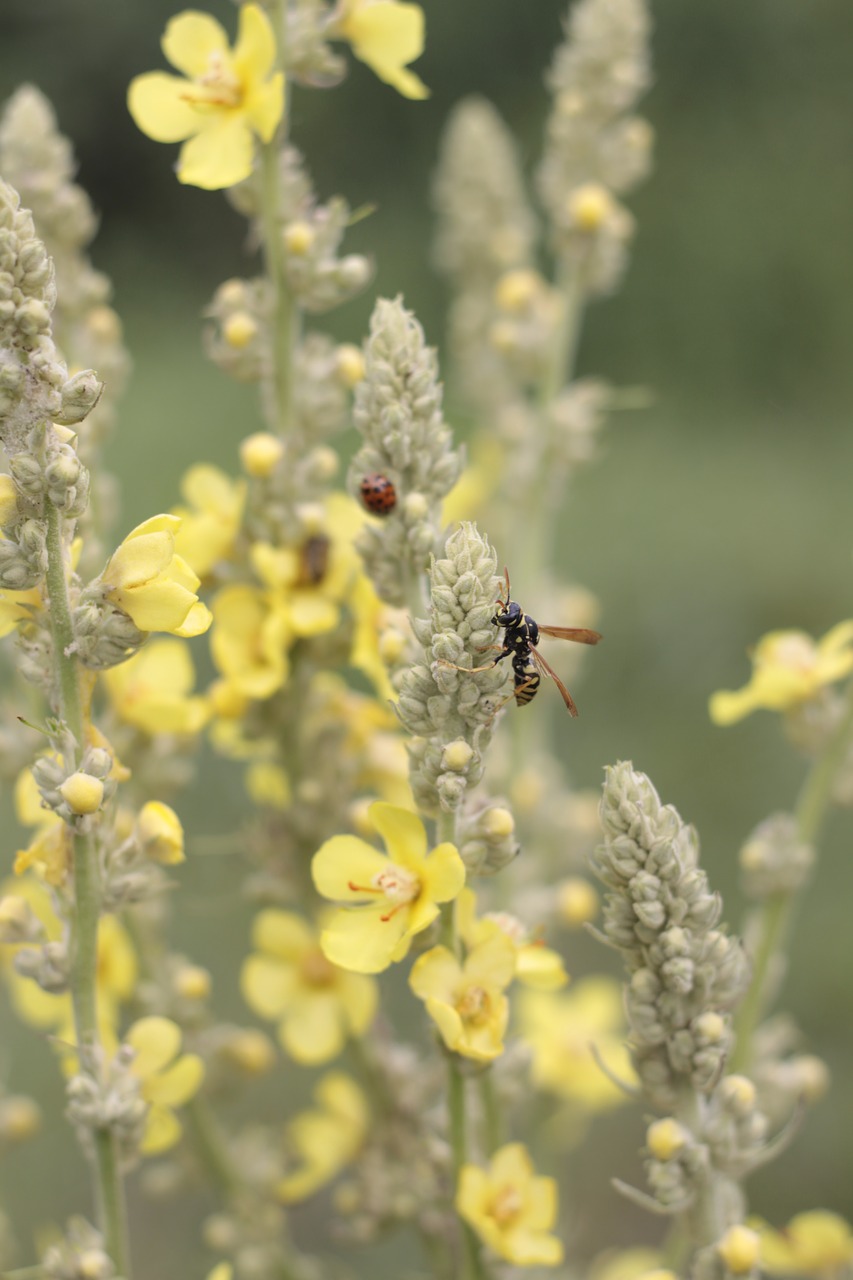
646, 1117, 688, 1161
283, 221, 316, 255
567, 182, 614, 231
482, 807, 514, 838
55, 369, 104, 425
59, 772, 104, 815
442, 739, 475, 772
336, 343, 365, 387
557, 877, 599, 927
0, 1094, 41, 1143
240, 431, 284, 477
223, 311, 258, 349
716, 1226, 760, 1275
174, 963, 211, 1001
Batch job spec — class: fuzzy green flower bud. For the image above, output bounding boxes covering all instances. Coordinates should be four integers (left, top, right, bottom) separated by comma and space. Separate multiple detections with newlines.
55, 369, 103, 426
398, 523, 509, 814
594, 762, 750, 1108
348, 297, 462, 607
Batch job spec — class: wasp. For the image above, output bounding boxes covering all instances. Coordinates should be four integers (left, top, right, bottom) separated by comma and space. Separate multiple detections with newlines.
447, 571, 602, 717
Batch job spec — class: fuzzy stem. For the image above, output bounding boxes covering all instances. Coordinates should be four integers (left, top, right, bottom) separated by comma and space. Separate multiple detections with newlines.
186, 1096, 241, 1198
732, 682, 853, 1071
44, 503, 131, 1278
479, 1069, 502, 1154
436, 806, 484, 1280
259, 0, 297, 442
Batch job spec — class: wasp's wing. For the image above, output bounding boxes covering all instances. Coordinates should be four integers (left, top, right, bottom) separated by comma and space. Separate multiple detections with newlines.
537, 625, 602, 645
530, 648, 579, 717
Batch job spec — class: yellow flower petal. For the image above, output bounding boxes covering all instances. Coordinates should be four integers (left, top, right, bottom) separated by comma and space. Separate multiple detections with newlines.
232, 2, 277, 84
245, 72, 285, 142
177, 114, 254, 189
143, 1053, 205, 1107
409, 945, 461, 1003
320, 903, 409, 974
127, 1015, 181, 1078
311, 835, 389, 901
105, 531, 175, 589
253, 909, 313, 959
421, 841, 466, 902
140, 1102, 182, 1155
280, 991, 346, 1064
241, 954, 299, 1018
162, 10, 229, 78
370, 802, 427, 863
127, 72, 203, 142
340, 1, 429, 100
173, 599, 212, 637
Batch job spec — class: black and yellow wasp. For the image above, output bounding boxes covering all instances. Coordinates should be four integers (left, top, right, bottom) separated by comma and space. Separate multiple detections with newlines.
451, 571, 602, 717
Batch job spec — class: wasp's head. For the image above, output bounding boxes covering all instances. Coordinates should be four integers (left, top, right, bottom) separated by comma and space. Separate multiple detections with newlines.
494, 599, 522, 628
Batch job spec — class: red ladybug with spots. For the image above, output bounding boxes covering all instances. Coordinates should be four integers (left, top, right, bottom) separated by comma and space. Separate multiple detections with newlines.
359, 473, 397, 516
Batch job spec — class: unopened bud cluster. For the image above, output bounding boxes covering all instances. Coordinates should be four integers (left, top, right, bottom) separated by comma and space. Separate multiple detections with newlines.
285, 1, 346, 88
348, 297, 462, 606
397, 523, 510, 814
489, 269, 563, 384
66, 1043, 147, 1164
594, 763, 750, 1108
432, 98, 536, 419
738, 813, 814, 899
457, 798, 519, 875
72, 587, 146, 669
40, 1216, 120, 1280
537, 0, 653, 289
33, 738, 114, 827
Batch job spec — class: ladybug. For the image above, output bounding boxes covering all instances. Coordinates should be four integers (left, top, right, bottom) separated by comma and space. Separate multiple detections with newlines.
359, 472, 397, 516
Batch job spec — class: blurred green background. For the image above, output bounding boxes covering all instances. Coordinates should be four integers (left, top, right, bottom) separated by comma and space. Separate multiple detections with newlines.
3, 0, 853, 1272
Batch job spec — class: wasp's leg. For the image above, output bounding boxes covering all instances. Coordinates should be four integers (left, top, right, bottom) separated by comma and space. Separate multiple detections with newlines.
437, 646, 511, 675
482, 674, 538, 724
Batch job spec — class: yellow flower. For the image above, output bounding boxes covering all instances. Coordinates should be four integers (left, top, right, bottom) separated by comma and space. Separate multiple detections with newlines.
135, 801, 185, 865
13, 767, 69, 887
209, 583, 290, 699
126, 1015, 205, 1155
749, 1212, 853, 1276
128, 4, 285, 190
457, 1142, 563, 1267
409, 932, 515, 1062
102, 515, 211, 638
250, 495, 362, 639
277, 1072, 368, 1203
103, 638, 210, 736
241, 910, 377, 1064
333, 0, 429, 100
0, 582, 41, 638
172, 464, 246, 579
312, 802, 465, 974
456, 888, 568, 991
518, 976, 635, 1110
709, 622, 853, 725
1, 879, 136, 1063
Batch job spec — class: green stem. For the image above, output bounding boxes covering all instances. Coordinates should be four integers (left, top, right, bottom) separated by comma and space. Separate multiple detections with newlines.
448, 1062, 483, 1280
732, 683, 853, 1071
479, 1070, 502, 1154
185, 1096, 241, 1197
45, 503, 131, 1278
260, 139, 296, 440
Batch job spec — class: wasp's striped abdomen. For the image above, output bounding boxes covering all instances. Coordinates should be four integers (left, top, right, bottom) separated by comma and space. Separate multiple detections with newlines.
512, 654, 540, 706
